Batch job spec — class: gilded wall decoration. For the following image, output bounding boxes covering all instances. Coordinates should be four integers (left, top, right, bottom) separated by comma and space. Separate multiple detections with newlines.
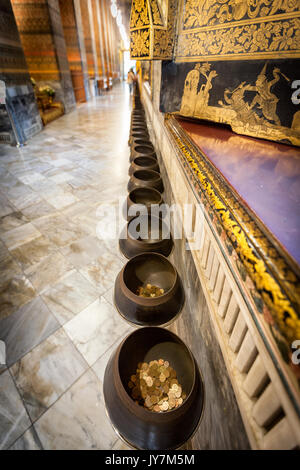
130, 0, 177, 59
165, 114, 300, 393
160, 59, 300, 146
176, 0, 300, 61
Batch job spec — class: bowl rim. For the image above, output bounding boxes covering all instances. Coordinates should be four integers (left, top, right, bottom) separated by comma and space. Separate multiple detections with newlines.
132, 169, 161, 182
116, 326, 197, 416
132, 155, 158, 166
127, 187, 163, 208
121, 252, 178, 301
126, 214, 171, 245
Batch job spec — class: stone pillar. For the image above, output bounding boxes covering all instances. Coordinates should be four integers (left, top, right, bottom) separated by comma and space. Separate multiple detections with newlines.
87, 0, 99, 85
0, 0, 42, 144
98, 0, 109, 81
103, 0, 112, 82
95, 0, 106, 81
11, 0, 76, 113
58, 0, 86, 103
73, 0, 90, 101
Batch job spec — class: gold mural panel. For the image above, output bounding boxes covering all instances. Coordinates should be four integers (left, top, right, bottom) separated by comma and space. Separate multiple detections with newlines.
179, 61, 300, 146
176, 0, 300, 61
130, 0, 177, 60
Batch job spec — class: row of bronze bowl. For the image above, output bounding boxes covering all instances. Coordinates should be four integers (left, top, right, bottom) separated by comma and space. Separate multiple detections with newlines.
104, 89, 204, 450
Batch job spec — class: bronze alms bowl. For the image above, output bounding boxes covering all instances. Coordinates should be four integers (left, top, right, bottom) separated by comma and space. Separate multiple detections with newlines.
130, 125, 148, 135
114, 252, 184, 326
130, 138, 154, 150
130, 144, 157, 162
124, 187, 163, 222
130, 130, 149, 142
119, 215, 173, 259
128, 170, 163, 193
103, 327, 204, 449
129, 156, 159, 176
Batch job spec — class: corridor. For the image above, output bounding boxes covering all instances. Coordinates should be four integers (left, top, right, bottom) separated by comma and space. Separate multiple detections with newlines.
0, 83, 134, 450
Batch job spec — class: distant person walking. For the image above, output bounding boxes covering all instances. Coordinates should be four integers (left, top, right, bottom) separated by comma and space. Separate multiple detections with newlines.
127, 68, 136, 94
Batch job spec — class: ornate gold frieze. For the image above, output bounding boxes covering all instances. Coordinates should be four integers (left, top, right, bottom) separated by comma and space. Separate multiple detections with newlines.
165, 114, 300, 347
163, 59, 300, 146
130, 0, 177, 60
176, 0, 300, 61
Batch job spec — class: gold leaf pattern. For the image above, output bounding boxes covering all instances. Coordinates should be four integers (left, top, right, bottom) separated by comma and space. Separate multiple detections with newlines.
177, 18, 300, 58
130, 29, 150, 57
182, 0, 300, 29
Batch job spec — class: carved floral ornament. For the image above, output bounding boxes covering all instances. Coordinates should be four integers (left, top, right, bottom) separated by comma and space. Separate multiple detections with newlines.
129, 0, 300, 61
130, 0, 176, 59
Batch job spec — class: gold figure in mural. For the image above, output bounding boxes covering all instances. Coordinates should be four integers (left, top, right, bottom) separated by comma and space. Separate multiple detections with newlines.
247, 64, 290, 126
180, 63, 218, 115
180, 62, 300, 146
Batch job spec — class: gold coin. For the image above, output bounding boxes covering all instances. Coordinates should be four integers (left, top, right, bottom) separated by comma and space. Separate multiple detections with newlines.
175, 386, 182, 398
169, 398, 176, 409
131, 375, 137, 383
153, 405, 161, 413
145, 395, 152, 408
159, 373, 166, 383
128, 381, 134, 389
150, 395, 158, 404
145, 376, 153, 387
160, 401, 169, 411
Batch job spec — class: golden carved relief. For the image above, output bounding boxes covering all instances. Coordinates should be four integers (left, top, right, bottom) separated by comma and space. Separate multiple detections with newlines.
150, 0, 164, 25
176, 0, 300, 61
130, 28, 150, 57
153, 0, 176, 57
130, 0, 150, 29
182, 0, 300, 29
180, 62, 300, 146
130, 0, 177, 60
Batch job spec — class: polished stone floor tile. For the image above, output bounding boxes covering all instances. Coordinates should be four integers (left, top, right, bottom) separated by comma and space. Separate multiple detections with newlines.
0, 296, 59, 366
34, 369, 117, 450
9, 426, 42, 450
0, 274, 36, 320
0, 194, 15, 218
33, 213, 89, 248
9, 191, 44, 211
78, 251, 124, 295
11, 235, 57, 270
42, 270, 98, 325
0, 211, 28, 233
0, 370, 31, 450
0, 243, 23, 284
11, 328, 88, 422
0, 222, 41, 251
63, 297, 128, 366
59, 235, 105, 268
25, 251, 74, 293
0, 84, 132, 450
42, 189, 78, 210
21, 200, 56, 221
102, 286, 114, 306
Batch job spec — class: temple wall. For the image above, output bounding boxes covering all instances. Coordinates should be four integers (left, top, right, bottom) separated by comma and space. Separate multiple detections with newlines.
11, 0, 76, 113
140, 61, 300, 450
0, 0, 42, 144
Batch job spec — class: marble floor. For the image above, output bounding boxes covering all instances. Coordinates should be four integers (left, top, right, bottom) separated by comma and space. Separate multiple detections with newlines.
0, 83, 134, 450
